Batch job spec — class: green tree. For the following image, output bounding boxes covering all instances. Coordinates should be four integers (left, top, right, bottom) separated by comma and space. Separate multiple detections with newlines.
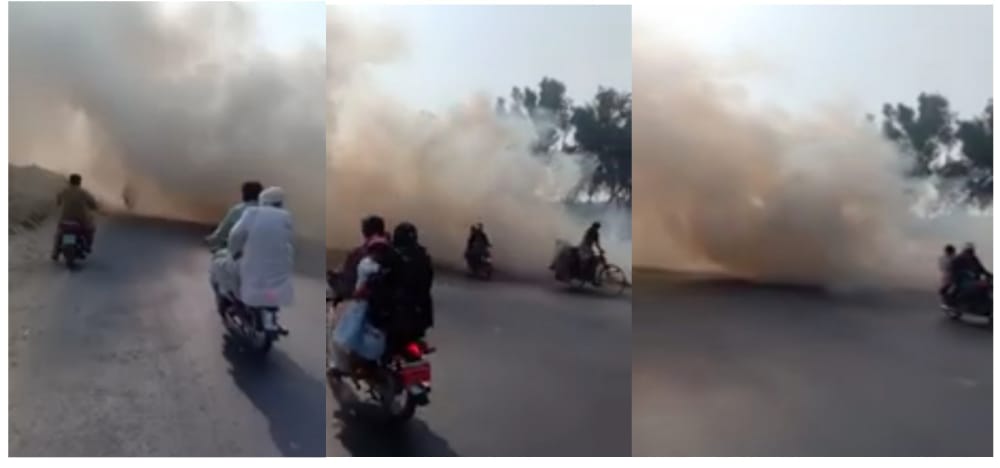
499, 78, 632, 206
881, 94, 992, 207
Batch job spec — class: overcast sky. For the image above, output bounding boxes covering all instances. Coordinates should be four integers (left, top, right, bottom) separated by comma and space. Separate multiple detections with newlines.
636, 4, 993, 117
340, 5, 633, 113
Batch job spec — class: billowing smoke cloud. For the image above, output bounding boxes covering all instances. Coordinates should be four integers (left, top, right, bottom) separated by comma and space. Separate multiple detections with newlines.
633, 31, 991, 288
8, 2, 325, 240
327, 8, 632, 277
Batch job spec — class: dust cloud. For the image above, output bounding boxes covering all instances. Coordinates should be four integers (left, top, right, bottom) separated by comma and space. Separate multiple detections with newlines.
633, 32, 991, 289
326, 9, 632, 276
8, 3, 325, 240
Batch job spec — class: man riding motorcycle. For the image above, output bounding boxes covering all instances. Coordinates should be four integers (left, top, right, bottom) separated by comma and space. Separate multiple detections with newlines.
329, 218, 435, 376
206, 181, 263, 250
209, 181, 262, 312
51, 173, 99, 261
465, 222, 491, 269
948, 243, 992, 308
938, 244, 958, 306
212, 186, 294, 331
578, 221, 605, 280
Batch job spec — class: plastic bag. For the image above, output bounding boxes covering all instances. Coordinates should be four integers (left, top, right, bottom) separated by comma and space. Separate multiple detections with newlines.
332, 300, 366, 351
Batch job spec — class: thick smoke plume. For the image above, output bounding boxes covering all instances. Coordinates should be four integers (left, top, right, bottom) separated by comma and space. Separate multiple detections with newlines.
327, 9, 632, 276
633, 32, 991, 288
8, 3, 326, 240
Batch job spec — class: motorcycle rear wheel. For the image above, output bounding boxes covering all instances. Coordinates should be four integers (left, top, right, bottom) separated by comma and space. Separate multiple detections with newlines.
377, 376, 417, 424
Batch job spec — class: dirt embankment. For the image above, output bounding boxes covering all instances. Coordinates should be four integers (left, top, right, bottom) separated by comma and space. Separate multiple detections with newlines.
8, 164, 66, 234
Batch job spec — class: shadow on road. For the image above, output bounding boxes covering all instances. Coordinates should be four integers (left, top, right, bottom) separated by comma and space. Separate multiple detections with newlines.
223, 338, 326, 457
327, 377, 457, 457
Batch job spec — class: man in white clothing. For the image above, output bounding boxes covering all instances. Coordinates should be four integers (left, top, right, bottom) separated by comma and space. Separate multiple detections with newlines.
212, 186, 294, 330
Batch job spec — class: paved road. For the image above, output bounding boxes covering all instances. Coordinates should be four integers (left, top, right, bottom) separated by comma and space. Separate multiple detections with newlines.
326, 275, 632, 456
632, 271, 993, 456
9, 216, 327, 456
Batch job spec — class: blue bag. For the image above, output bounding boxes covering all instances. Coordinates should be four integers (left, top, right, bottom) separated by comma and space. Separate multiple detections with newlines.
332, 301, 366, 351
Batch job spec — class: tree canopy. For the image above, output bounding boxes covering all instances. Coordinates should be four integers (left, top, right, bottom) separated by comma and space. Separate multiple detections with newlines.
497, 77, 632, 206
880, 93, 993, 208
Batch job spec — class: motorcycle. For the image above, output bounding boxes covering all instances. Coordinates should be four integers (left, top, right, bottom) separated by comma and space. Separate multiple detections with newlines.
210, 245, 288, 356
326, 271, 434, 423
218, 293, 287, 355
551, 240, 629, 295
941, 276, 992, 325
465, 247, 494, 280
57, 221, 89, 269
332, 341, 434, 424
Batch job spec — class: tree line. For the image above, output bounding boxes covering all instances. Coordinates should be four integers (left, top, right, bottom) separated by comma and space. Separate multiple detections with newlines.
877, 93, 993, 208
496, 77, 632, 207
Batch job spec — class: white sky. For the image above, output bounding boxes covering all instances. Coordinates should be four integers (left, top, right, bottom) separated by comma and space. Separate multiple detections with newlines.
636, 4, 993, 117
251, 2, 325, 51
340, 5, 633, 113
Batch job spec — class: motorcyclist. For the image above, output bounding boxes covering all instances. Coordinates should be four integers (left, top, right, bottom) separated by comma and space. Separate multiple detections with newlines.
226, 186, 294, 331
578, 221, 605, 280
329, 215, 393, 377
334, 215, 391, 299
208, 181, 262, 312
379, 221, 435, 354
465, 222, 491, 268
206, 181, 263, 250
948, 242, 992, 306
938, 244, 957, 306
51, 173, 99, 261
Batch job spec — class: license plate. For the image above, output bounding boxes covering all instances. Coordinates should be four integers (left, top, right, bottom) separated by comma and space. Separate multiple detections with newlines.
61, 234, 77, 246
399, 361, 431, 385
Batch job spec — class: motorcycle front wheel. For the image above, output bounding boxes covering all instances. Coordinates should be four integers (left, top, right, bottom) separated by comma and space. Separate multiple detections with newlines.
597, 264, 628, 295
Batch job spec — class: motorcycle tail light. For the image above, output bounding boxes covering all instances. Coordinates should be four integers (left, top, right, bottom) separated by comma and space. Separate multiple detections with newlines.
405, 342, 423, 359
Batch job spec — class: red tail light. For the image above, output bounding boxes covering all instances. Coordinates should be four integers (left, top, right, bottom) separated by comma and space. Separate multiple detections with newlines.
405, 342, 423, 359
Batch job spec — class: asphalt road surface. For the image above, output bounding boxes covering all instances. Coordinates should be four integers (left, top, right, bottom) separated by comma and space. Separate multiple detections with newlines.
9, 216, 327, 456
326, 275, 632, 456
632, 271, 993, 456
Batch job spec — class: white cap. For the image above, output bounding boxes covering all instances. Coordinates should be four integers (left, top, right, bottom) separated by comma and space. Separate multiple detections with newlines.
259, 186, 285, 206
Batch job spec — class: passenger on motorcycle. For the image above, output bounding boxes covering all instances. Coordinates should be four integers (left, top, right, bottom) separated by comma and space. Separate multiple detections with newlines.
379, 222, 435, 353
465, 222, 491, 266
213, 186, 294, 331
578, 222, 605, 280
330, 218, 435, 375
938, 244, 957, 306
948, 242, 992, 305
51, 174, 99, 261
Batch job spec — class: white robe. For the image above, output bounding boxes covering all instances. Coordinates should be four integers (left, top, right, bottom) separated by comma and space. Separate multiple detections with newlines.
228, 205, 295, 307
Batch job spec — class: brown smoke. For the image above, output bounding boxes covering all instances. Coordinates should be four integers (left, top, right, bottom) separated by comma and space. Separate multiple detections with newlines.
8, 3, 325, 239
326, 8, 632, 276
633, 32, 991, 288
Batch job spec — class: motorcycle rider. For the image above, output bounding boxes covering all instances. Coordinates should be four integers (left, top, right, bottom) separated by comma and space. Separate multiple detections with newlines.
209, 181, 262, 312
379, 222, 435, 354
938, 244, 957, 306
225, 186, 294, 331
578, 221, 605, 280
328, 215, 392, 376
949, 243, 992, 305
335, 215, 391, 298
51, 173, 99, 261
206, 181, 263, 250
465, 222, 491, 269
